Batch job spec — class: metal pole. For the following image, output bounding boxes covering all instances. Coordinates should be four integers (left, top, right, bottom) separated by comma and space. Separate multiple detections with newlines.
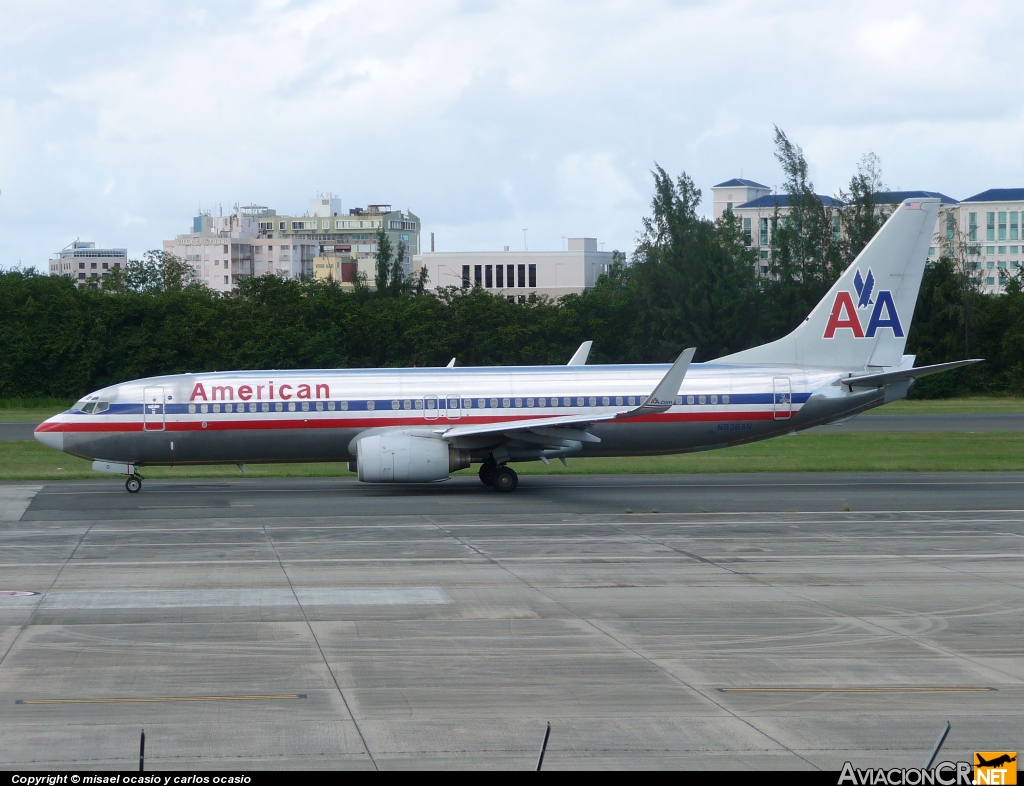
535, 722, 550, 771
924, 721, 950, 770
139, 729, 145, 772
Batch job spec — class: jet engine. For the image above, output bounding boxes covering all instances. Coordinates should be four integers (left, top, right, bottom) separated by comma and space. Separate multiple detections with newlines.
356, 434, 470, 483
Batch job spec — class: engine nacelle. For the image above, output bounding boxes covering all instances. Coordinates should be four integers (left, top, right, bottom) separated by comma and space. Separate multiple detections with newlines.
356, 434, 469, 483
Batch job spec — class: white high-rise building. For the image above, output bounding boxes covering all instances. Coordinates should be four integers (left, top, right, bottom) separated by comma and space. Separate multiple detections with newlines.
49, 241, 127, 286
413, 238, 616, 301
163, 197, 420, 291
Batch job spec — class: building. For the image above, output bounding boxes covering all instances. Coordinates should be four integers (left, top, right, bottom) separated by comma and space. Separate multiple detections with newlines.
955, 188, 1024, 293
412, 238, 615, 302
49, 241, 127, 285
711, 179, 958, 277
163, 195, 420, 291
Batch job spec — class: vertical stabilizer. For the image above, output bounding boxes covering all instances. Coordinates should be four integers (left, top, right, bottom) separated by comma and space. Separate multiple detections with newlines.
718, 198, 940, 370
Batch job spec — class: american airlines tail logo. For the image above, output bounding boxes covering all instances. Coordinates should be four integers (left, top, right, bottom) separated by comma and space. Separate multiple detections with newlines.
823, 267, 904, 339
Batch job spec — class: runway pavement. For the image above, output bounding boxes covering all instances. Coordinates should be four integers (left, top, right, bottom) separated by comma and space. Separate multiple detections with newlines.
1, 473, 1022, 770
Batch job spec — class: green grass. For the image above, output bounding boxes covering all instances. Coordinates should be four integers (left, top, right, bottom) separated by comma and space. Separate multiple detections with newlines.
4, 431, 1023, 481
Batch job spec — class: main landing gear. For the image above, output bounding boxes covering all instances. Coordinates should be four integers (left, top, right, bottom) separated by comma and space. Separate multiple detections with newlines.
478, 462, 518, 492
125, 474, 143, 494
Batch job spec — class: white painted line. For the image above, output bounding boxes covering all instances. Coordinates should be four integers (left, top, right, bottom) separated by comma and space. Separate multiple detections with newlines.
37, 586, 450, 609
0, 485, 42, 521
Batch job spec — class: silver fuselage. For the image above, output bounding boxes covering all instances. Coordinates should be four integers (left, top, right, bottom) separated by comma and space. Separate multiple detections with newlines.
35, 363, 893, 467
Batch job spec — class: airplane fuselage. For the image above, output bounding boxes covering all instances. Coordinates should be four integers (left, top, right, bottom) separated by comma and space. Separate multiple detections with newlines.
36, 362, 889, 468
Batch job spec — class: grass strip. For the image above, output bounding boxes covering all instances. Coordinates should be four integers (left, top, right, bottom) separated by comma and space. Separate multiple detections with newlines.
2, 431, 1022, 481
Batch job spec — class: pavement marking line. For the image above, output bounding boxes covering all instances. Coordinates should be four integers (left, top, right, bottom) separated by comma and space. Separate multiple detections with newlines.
716, 687, 998, 693
16, 694, 308, 705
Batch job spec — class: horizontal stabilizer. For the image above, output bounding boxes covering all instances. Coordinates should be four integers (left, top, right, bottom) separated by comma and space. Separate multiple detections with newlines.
841, 359, 983, 389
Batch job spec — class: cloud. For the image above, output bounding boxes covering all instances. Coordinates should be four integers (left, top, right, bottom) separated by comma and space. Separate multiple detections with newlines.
1, 0, 1023, 269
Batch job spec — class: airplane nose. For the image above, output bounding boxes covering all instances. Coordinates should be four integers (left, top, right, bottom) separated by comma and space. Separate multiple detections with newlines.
34, 421, 65, 452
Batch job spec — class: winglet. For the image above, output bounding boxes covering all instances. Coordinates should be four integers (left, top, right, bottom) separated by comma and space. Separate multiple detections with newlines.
446, 358, 456, 368
567, 341, 593, 366
621, 348, 695, 416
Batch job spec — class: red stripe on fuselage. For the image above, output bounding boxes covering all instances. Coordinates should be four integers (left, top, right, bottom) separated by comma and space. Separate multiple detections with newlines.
38, 409, 784, 434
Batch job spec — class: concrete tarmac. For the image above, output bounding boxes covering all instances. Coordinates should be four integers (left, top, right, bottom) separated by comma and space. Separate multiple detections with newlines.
1, 473, 1022, 770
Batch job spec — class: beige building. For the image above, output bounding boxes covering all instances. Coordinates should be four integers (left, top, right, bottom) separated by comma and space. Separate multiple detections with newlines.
163, 196, 420, 291
413, 238, 615, 301
49, 241, 127, 286
711, 178, 957, 278
955, 189, 1024, 293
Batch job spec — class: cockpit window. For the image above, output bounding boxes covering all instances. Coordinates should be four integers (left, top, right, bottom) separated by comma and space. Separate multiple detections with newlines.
94, 402, 110, 414
72, 399, 89, 412
82, 403, 96, 414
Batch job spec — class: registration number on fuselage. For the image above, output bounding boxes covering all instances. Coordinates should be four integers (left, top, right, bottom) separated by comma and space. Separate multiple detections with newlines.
717, 422, 753, 431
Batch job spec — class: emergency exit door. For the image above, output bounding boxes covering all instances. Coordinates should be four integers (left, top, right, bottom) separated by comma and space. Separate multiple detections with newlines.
143, 386, 166, 431
772, 377, 792, 420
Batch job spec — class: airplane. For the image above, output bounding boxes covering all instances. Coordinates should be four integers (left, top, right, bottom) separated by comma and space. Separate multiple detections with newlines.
35, 198, 979, 493
975, 754, 1016, 768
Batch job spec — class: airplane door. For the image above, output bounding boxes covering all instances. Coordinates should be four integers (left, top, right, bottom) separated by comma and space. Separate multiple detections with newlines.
446, 395, 461, 420
424, 396, 439, 420
143, 386, 166, 431
772, 377, 792, 420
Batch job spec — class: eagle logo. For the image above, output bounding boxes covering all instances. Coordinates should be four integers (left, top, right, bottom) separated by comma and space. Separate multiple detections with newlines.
853, 269, 875, 308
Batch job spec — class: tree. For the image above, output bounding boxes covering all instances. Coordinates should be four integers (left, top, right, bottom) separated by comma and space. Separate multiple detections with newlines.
837, 152, 893, 263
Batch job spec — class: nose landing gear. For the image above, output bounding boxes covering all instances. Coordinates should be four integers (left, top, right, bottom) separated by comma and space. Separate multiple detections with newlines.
125, 475, 143, 493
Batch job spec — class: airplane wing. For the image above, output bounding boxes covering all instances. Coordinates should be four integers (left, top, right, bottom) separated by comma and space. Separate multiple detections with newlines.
438, 348, 696, 442
840, 359, 982, 390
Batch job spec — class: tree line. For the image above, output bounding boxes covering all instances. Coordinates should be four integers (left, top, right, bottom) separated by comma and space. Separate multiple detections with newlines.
1, 129, 1018, 400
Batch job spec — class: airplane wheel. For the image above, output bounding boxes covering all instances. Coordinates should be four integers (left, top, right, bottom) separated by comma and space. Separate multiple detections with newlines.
126, 476, 142, 493
492, 466, 518, 492
478, 463, 497, 486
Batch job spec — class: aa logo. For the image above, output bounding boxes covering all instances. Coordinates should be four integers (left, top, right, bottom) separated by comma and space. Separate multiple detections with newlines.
823, 267, 904, 339
975, 752, 1017, 785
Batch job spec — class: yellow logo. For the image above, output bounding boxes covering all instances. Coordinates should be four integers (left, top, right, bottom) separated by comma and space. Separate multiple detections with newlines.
975, 752, 1017, 785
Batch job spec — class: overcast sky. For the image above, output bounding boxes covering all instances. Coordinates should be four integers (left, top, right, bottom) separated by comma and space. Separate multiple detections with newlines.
1, 0, 1021, 268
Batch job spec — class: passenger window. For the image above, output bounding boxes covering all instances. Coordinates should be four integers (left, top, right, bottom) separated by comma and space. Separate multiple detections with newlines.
288, 402, 297, 412
577, 397, 584, 407
200, 404, 208, 414
710, 395, 718, 404
328, 401, 336, 411
615, 396, 622, 406
602, 397, 609, 406
539, 397, 546, 407
698, 395, 706, 404
188, 404, 196, 414
589, 397, 596, 406
301, 402, 309, 412
628, 397, 636, 406
340, 401, 348, 411
490, 398, 498, 408
367, 401, 375, 411
503, 398, 510, 407
527, 398, 534, 407
261, 403, 269, 412
478, 399, 485, 408
403, 400, 412, 410
316, 401, 324, 411
415, 399, 423, 409
722, 394, 730, 404
515, 398, 522, 407
392, 400, 400, 410
275, 402, 283, 412
687, 395, 694, 405
213, 403, 221, 413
